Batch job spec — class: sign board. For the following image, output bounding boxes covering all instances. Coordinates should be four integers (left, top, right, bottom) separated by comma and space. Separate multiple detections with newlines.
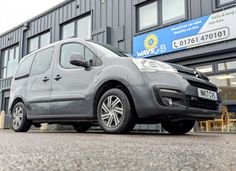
133, 7, 236, 58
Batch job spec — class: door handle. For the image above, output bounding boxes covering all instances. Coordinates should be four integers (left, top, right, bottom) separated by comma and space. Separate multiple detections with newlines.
42, 76, 50, 82
54, 75, 62, 81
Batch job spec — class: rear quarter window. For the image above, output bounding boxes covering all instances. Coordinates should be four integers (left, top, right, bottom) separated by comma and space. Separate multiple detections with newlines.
15, 54, 35, 79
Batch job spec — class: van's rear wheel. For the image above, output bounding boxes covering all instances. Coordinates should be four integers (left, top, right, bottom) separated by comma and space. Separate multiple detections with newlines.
97, 88, 135, 134
161, 120, 195, 135
12, 102, 32, 132
73, 123, 91, 133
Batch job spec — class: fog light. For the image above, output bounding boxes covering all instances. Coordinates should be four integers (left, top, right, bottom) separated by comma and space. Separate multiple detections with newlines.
162, 97, 173, 107
168, 99, 173, 106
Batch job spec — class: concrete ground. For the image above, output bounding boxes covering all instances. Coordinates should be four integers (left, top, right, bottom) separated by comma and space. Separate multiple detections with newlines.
0, 129, 235, 171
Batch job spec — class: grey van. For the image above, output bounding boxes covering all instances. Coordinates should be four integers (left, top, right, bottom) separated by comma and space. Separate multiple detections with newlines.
9, 38, 221, 134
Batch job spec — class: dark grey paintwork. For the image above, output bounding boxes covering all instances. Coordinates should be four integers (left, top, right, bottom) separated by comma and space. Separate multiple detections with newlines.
9, 38, 221, 124
0, 0, 236, 114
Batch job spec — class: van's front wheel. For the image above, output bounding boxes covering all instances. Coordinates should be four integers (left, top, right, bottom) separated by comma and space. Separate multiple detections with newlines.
97, 88, 135, 134
12, 102, 32, 132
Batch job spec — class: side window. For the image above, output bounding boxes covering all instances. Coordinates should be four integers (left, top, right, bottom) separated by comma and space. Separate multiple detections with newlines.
60, 43, 98, 69
15, 54, 35, 79
30, 47, 55, 76
61, 43, 84, 69
85, 47, 95, 65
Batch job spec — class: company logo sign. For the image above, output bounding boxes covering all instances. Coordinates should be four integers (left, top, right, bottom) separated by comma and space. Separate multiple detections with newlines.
136, 34, 167, 57
144, 34, 158, 50
133, 6, 236, 58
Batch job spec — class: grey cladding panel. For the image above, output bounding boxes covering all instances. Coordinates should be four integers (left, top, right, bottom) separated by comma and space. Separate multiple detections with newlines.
113, 0, 119, 28
119, 0, 125, 27
101, 1, 106, 28
190, 0, 202, 19
98, 32, 104, 43
106, 0, 113, 27
0, 28, 22, 49
0, 77, 12, 90
201, 0, 213, 16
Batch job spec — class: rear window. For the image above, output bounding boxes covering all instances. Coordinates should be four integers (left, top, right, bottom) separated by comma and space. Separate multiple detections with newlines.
15, 54, 35, 79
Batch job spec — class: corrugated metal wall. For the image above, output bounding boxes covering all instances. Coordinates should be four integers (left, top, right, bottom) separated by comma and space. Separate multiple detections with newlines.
0, 28, 22, 49
0, 0, 225, 58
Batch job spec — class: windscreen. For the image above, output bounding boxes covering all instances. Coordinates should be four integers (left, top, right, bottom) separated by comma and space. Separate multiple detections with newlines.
87, 41, 134, 58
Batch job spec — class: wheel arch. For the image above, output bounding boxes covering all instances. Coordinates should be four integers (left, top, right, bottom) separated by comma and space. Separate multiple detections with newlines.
10, 97, 25, 115
93, 80, 137, 119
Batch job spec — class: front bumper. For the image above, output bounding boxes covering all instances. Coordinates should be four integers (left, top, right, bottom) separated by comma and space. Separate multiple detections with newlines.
131, 72, 221, 121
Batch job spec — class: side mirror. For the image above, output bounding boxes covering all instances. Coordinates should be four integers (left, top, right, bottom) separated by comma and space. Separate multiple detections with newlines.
70, 53, 90, 68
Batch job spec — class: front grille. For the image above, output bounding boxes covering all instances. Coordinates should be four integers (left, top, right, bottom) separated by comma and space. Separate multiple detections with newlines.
188, 80, 217, 92
188, 97, 220, 111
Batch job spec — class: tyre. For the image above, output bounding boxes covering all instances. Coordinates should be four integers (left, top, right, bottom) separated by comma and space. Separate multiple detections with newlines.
73, 123, 91, 133
97, 88, 135, 134
12, 102, 32, 132
162, 120, 195, 135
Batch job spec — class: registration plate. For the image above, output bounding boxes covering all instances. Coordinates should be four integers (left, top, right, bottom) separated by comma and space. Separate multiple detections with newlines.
197, 88, 217, 101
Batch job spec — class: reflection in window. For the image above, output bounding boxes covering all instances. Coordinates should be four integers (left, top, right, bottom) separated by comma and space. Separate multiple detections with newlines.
60, 43, 95, 68
77, 15, 92, 39
15, 54, 34, 79
218, 0, 235, 6
40, 32, 51, 48
218, 60, 236, 71
162, 0, 186, 24
196, 65, 213, 73
61, 43, 84, 69
209, 73, 236, 101
62, 22, 75, 39
29, 37, 39, 53
61, 14, 92, 40
1, 45, 20, 79
31, 47, 55, 76
28, 31, 51, 53
85, 47, 94, 64
138, 1, 158, 30
205, 73, 236, 132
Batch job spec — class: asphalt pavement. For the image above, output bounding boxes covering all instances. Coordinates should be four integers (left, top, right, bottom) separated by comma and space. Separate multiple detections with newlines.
0, 129, 235, 171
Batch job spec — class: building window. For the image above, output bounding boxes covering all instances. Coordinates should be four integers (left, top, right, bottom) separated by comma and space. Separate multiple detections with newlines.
28, 31, 51, 53
195, 65, 213, 74
62, 22, 75, 40
217, 0, 236, 6
218, 60, 236, 71
1, 45, 20, 79
138, 1, 158, 31
137, 0, 186, 31
77, 15, 92, 40
162, 0, 186, 24
61, 14, 92, 40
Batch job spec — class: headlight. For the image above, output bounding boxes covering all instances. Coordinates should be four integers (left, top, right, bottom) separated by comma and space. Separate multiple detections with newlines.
132, 58, 177, 73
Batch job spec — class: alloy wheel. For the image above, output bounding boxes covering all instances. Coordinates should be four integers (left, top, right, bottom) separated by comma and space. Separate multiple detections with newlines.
12, 106, 24, 130
100, 95, 124, 128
